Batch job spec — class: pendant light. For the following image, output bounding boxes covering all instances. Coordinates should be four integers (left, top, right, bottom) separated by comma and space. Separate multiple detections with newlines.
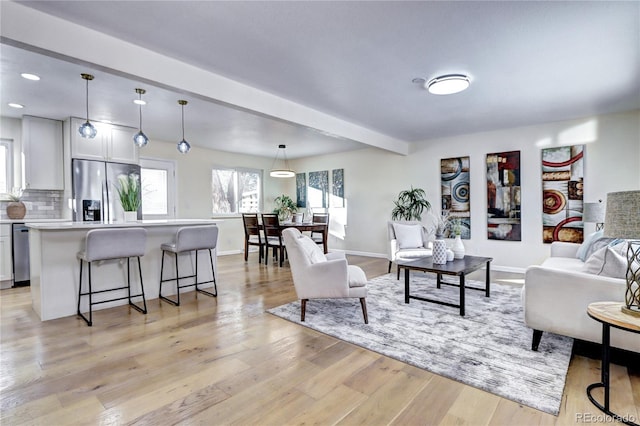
176, 100, 191, 154
270, 144, 295, 178
132, 88, 149, 148
78, 73, 97, 138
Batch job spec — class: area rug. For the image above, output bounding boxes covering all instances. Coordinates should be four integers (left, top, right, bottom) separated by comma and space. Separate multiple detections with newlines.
267, 273, 573, 415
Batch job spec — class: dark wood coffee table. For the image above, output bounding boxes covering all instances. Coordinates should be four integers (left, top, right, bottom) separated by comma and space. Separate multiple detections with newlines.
397, 255, 493, 316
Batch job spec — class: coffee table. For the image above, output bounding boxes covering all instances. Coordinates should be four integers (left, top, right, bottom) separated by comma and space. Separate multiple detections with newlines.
397, 255, 493, 316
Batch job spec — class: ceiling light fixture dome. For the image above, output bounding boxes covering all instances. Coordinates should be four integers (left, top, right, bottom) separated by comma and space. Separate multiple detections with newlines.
8, 103, 24, 109
176, 100, 191, 154
426, 74, 470, 95
270, 144, 295, 178
78, 73, 97, 139
21, 73, 40, 81
133, 88, 149, 148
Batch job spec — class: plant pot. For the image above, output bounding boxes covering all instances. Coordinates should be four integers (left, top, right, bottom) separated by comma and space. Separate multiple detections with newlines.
433, 238, 447, 264
452, 235, 465, 259
6, 201, 26, 219
123, 211, 138, 222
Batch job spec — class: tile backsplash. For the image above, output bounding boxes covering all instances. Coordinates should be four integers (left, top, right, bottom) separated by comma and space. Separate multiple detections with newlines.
0, 190, 65, 220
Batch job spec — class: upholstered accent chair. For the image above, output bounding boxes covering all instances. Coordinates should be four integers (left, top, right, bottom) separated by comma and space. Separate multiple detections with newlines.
387, 220, 435, 279
282, 228, 368, 323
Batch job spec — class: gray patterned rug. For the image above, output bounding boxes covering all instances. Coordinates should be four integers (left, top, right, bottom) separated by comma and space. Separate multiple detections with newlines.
268, 273, 573, 415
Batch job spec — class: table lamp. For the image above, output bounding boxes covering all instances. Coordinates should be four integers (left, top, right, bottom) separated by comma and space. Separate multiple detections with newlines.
603, 190, 640, 317
583, 200, 605, 231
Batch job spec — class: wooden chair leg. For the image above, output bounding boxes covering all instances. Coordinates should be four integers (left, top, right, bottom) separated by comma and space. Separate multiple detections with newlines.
244, 240, 249, 261
388, 261, 392, 273
360, 298, 368, 324
301, 299, 307, 322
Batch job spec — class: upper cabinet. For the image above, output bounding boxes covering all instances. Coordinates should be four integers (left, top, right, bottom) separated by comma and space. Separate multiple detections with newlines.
69, 117, 139, 164
22, 115, 64, 190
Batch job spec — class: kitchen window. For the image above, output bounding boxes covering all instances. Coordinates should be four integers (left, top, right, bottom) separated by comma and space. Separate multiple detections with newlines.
140, 158, 176, 219
212, 167, 262, 214
0, 139, 13, 194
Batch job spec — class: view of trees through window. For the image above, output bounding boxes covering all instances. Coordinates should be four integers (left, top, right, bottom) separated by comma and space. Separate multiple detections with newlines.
212, 167, 261, 213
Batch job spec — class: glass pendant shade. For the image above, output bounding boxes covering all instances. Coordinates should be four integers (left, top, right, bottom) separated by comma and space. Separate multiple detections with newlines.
133, 88, 149, 148
269, 144, 295, 178
176, 100, 191, 154
79, 73, 97, 139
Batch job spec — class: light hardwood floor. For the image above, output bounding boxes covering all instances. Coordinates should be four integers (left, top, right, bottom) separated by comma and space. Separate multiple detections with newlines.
1, 254, 638, 425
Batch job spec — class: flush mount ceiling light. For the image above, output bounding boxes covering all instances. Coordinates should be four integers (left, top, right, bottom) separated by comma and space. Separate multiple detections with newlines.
426, 74, 470, 95
21, 73, 40, 81
78, 73, 97, 139
270, 144, 295, 178
176, 100, 191, 154
132, 88, 149, 148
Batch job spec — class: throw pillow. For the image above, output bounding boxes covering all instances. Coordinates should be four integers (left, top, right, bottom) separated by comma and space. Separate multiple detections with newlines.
581, 244, 627, 279
393, 223, 423, 249
584, 237, 617, 261
576, 230, 603, 261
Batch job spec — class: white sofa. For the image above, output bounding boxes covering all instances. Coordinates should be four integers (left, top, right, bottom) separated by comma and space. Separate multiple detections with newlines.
523, 241, 640, 353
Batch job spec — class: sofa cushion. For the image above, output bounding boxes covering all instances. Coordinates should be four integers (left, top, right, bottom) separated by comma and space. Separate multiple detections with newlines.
393, 223, 424, 249
348, 265, 367, 288
540, 256, 586, 272
576, 230, 603, 261
584, 237, 617, 260
396, 248, 433, 260
581, 243, 627, 278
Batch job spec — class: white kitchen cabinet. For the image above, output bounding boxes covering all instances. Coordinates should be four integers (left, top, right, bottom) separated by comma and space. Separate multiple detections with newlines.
22, 116, 64, 190
0, 224, 11, 282
70, 117, 139, 164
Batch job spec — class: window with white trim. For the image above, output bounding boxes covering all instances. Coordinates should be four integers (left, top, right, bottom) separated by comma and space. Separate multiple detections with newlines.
212, 167, 262, 214
0, 139, 13, 195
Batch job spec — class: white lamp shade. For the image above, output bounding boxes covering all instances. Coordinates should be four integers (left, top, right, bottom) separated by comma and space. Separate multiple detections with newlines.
603, 190, 640, 238
583, 202, 605, 223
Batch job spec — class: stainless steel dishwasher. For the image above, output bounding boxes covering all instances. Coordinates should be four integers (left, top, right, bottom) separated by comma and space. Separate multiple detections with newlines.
12, 223, 30, 286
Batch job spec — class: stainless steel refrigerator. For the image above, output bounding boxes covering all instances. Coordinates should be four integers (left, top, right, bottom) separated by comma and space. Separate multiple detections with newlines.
72, 159, 142, 222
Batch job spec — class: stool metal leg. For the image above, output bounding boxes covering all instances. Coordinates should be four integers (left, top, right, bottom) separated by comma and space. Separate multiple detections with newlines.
77, 259, 93, 326
195, 248, 217, 297
126, 257, 147, 314
159, 250, 180, 306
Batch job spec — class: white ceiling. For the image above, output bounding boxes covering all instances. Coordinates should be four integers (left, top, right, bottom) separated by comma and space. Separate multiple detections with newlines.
1, 1, 639, 159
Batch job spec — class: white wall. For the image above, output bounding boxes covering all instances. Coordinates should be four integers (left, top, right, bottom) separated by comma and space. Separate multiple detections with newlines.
290, 110, 640, 271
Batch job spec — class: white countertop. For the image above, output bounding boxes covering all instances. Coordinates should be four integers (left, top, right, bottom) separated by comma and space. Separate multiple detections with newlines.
26, 219, 221, 230
0, 218, 70, 224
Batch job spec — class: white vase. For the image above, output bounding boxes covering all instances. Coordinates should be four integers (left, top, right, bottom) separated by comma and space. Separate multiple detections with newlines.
433, 238, 447, 264
123, 211, 138, 222
452, 235, 465, 259
446, 248, 454, 262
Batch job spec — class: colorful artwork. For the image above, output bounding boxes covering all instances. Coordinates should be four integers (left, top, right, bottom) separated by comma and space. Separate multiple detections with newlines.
487, 151, 521, 241
441, 157, 470, 239
296, 173, 307, 208
331, 168, 344, 207
308, 170, 329, 208
542, 145, 584, 243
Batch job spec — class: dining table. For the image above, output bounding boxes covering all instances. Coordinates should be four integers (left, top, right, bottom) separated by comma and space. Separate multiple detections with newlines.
278, 221, 329, 253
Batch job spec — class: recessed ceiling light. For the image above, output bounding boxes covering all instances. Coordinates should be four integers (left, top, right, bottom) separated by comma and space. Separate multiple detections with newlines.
21, 73, 40, 81
426, 74, 470, 95
8, 103, 24, 109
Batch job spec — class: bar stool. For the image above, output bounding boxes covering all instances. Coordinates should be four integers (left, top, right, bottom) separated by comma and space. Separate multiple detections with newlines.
77, 227, 148, 326
159, 225, 219, 306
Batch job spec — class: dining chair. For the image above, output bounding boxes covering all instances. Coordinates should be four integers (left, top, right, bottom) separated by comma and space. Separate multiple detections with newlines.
242, 213, 264, 263
311, 213, 330, 248
261, 213, 286, 267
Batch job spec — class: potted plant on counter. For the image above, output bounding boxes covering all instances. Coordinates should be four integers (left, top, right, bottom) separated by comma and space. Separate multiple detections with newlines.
116, 174, 141, 222
4, 188, 26, 220
273, 194, 297, 222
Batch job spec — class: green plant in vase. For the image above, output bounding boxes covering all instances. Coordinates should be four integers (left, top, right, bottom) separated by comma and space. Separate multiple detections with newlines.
273, 194, 297, 222
116, 174, 141, 220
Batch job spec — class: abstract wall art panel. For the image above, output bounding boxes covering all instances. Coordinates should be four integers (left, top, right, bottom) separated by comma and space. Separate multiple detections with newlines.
487, 151, 521, 241
441, 157, 471, 239
308, 170, 329, 208
331, 168, 345, 207
296, 173, 307, 208
541, 145, 584, 243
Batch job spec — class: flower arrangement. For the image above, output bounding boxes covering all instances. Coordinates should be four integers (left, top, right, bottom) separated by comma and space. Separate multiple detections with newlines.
116, 174, 141, 212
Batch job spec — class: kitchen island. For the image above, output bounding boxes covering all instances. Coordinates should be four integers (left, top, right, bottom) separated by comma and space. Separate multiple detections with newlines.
27, 219, 220, 321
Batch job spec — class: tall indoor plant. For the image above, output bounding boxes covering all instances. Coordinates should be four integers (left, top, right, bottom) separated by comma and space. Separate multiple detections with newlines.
116, 173, 141, 221
391, 186, 431, 221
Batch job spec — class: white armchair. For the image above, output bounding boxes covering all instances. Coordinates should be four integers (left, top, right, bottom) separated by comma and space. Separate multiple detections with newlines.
282, 228, 368, 323
387, 220, 434, 279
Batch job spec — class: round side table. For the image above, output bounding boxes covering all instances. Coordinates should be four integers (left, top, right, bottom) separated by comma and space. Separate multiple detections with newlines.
587, 301, 640, 426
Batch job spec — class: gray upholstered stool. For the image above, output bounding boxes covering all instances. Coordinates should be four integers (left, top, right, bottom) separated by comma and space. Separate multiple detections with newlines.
159, 225, 219, 306
77, 227, 148, 326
